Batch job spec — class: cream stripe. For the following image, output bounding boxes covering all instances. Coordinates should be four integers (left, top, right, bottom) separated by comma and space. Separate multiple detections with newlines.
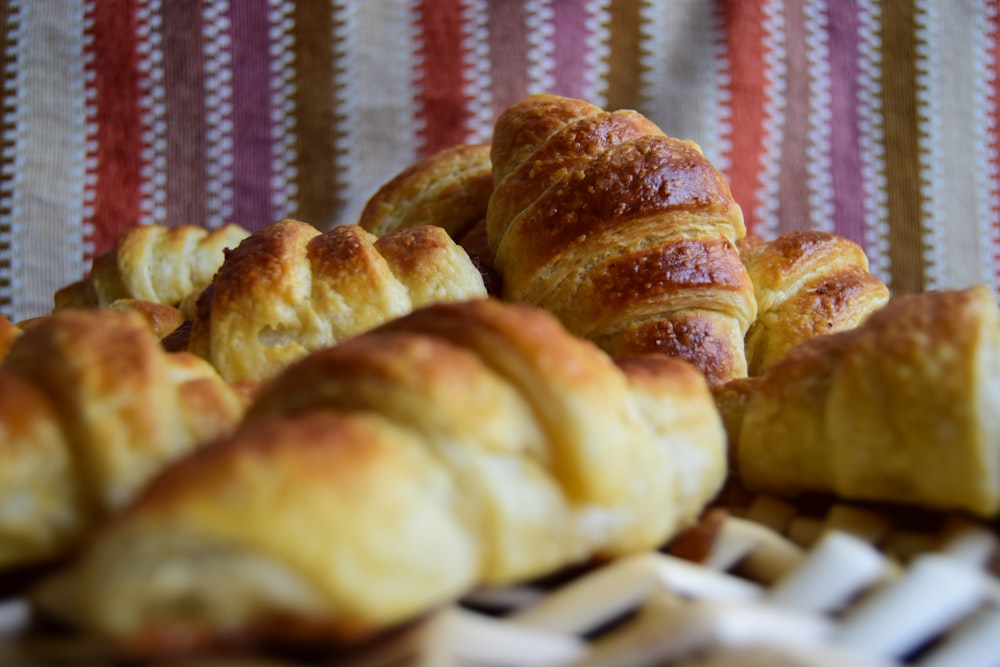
332, 0, 418, 227
856, 0, 890, 282
583, 0, 611, 109
917, 0, 995, 291
136, 0, 166, 226
525, 0, 555, 94
803, 0, 834, 232
269, 0, 298, 220
6, 0, 89, 320
462, 0, 494, 144
639, 0, 730, 170
202, 0, 235, 230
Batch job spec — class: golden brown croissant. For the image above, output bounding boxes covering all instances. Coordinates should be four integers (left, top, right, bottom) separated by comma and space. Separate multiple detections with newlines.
0, 309, 246, 570
359, 142, 500, 295
0, 312, 19, 360
358, 142, 492, 241
486, 93, 756, 386
719, 285, 1000, 516
53, 223, 249, 310
188, 219, 487, 383
36, 299, 726, 653
740, 229, 890, 375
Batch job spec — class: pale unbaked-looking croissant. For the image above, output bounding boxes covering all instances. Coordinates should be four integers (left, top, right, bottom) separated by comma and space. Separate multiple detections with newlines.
36, 298, 726, 654
0, 309, 246, 570
53, 223, 249, 311
188, 219, 487, 383
486, 93, 756, 387
739, 229, 890, 375
718, 284, 1000, 517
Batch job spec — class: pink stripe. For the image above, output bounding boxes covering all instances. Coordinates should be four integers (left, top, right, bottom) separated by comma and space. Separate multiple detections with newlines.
488, 1, 529, 116
551, 2, 590, 100
826, 0, 867, 248
227, 0, 275, 230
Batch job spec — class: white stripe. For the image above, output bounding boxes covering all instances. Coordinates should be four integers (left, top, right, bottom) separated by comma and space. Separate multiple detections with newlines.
268, 0, 298, 221
524, 0, 555, 95
5, 0, 90, 320
856, 0, 891, 283
201, 0, 234, 230
754, 0, 786, 239
918, 0, 996, 291
803, 0, 834, 233
462, 0, 494, 144
583, 0, 611, 109
332, 0, 418, 228
638, 0, 730, 171
136, 0, 166, 227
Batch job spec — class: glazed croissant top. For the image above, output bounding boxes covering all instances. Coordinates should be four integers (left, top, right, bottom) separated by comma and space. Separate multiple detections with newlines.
486, 94, 756, 386
36, 298, 726, 652
0, 309, 246, 569
53, 223, 249, 310
719, 284, 1000, 517
740, 230, 890, 375
188, 219, 488, 383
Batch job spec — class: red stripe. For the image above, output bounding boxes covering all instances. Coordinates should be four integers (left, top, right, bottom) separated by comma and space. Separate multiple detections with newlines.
86, 0, 145, 256
414, 0, 472, 156
722, 0, 769, 237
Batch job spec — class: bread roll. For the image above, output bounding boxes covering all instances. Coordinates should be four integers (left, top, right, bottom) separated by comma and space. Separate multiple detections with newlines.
36, 299, 726, 654
740, 230, 890, 375
188, 219, 487, 382
486, 94, 755, 386
721, 285, 1000, 516
54, 223, 249, 310
0, 309, 245, 569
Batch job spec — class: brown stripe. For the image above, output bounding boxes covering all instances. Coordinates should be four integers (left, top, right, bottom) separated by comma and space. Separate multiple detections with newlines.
777, 0, 810, 235
0, 2, 16, 306
605, 0, 643, 111
293, 0, 339, 228
879, 0, 926, 295
161, 0, 207, 228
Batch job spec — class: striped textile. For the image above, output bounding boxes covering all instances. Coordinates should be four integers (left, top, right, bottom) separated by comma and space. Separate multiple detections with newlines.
1, 0, 999, 320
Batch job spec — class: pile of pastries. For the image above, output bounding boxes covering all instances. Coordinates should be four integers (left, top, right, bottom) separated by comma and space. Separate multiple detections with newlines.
0, 93, 996, 660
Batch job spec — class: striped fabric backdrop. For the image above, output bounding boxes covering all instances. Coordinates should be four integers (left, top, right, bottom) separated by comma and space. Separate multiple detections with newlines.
1, 0, 998, 321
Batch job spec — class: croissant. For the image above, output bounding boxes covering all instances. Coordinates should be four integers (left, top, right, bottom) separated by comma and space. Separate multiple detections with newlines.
0, 309, 246, 570
719, 284, 1000, 517
188, 219, 487, 383
486, 94, 756, 386
359, 142, 500, 295
53, 223, 249, 310
359, 142, 492, 240
740, 229, 890, 375
35, 298, 726, 653
0, 312, 19, 359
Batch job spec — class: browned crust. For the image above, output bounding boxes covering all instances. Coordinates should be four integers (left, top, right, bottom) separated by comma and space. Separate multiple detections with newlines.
359, 142, 493, 240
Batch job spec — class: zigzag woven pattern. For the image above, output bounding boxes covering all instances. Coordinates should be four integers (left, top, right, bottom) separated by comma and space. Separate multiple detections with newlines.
1, 0, 999, 320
